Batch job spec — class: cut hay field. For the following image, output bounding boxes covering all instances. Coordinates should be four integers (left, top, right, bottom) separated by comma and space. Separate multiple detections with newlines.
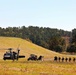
0, 37, 76, 75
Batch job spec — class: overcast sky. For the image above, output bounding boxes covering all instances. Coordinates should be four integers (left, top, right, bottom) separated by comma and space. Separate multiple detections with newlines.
0, 0, 76, 31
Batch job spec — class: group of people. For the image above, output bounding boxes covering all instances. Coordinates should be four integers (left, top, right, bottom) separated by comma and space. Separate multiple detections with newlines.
54, 56, 76, 62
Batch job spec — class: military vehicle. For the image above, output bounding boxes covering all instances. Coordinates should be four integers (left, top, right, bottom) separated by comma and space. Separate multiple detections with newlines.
0, 46, 25, 61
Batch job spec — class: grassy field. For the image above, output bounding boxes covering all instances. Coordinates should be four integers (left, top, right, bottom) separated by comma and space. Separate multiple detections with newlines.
0, 59, 76, 75
0, 36, 65, 59
0, 37, 76, 75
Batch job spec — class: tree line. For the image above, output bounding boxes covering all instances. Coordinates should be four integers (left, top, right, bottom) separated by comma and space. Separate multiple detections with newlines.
0, 26, 74, 52
66, 29, 76, 53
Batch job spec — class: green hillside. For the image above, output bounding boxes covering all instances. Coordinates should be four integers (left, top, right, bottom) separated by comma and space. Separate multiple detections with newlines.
0, 37, 75, 60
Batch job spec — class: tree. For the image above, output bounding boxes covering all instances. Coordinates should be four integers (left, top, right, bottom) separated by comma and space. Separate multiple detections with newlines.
71, 29, 76, 45
54, 45, 63, 52
67, 45, 76, 53
48, 36, 66, 52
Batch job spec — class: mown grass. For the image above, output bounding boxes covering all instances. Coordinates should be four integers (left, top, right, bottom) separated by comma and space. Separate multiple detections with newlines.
0, 59, 76, 75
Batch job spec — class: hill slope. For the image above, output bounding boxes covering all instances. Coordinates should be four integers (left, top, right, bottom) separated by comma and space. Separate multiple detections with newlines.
0, 37, 74, 59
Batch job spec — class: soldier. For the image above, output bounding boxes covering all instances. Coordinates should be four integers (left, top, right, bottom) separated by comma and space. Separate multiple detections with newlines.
54, 56, 57, 61
37, 55, 43, 60
62, 57, 64, 62
65, 57, 68, 62
69, 57, 71, 62
73, 58, 75, 62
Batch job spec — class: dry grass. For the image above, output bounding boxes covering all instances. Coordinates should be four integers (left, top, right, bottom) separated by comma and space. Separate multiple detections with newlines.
0, 59, 76, 75
0, 36, 65, 59
0, 37, 76, 75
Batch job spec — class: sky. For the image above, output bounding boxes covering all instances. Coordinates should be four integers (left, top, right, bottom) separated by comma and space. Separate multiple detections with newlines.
0, 0, 76, 31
